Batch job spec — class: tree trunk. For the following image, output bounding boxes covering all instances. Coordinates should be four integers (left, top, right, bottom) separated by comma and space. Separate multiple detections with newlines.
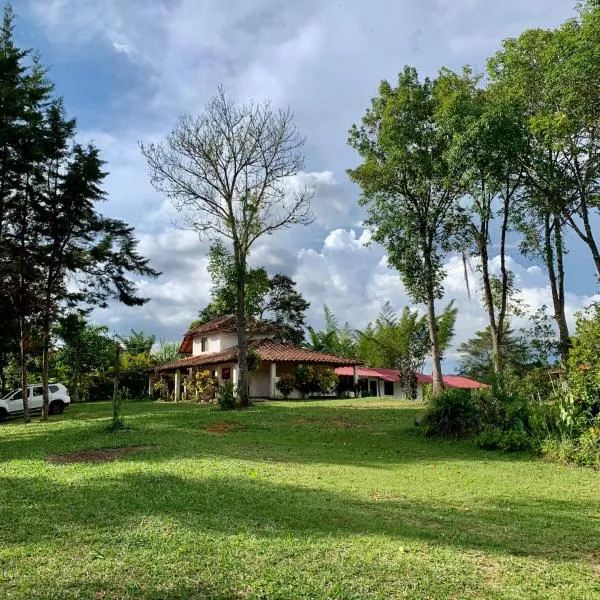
423, 250, 444, 396
19, 317, 29, 424
496, 192, 511, 362
478, 235, 501, 374
234, 242, 249, 408
579, 194, 600, 278
544, 213, 570, 365
41, 308, 51, 421
71, 366, 81, 403
553, 215, 570, 365
112, 342, 121, 426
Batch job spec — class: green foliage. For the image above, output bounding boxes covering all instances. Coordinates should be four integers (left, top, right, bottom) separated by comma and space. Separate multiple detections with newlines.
423, 389, 481, 438
475, 426, 532, 452
217, 381, 236, 411
55, 314, 115, 402
540, 422, 600, 468
569, 303, 600, 417
119, 351, 153, 399
187, 370, 219, 403
275, 373, 296, 399
294, 365, 338, 399
117, 330, 155, 356
457, 326, 533, 383
152, 341, 183, 366
523, 306, 558, 367
193, 242, 310, 344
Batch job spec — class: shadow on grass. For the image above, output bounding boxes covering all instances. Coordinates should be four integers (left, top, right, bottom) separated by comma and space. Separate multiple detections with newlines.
0, 401, 536, 470
0, 470, 598, 563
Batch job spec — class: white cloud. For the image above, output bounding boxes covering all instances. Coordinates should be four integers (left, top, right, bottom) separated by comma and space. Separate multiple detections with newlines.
23, 0, 592, 364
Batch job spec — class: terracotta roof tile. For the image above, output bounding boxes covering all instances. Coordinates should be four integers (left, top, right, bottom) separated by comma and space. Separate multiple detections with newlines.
156, 338, 361, 372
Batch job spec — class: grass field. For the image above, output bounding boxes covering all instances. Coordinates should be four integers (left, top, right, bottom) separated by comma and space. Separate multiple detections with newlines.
0, 399, 599, 599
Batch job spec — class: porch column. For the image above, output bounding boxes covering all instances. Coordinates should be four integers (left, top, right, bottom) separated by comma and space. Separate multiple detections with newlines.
353, 365, 358, 397
174, 369, 182, 402
270, 362, 277, 398
232, 364, 238, 389
148, 375, 153, 397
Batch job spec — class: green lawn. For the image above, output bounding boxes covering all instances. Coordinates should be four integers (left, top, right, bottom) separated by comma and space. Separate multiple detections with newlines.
0, 399, 599, 599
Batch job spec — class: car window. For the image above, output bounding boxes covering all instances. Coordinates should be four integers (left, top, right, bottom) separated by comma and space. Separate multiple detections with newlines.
31, 386, 43, 397
49, 385, 59, 393
10, 391, 22, 401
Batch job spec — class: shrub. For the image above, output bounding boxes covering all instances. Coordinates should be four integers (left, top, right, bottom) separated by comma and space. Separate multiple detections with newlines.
475, 426, 532, 452
187, 370, 219, 403
423, 388, 481, 438
294, 366, 338, 398
540, 422, 600, 468
217, 381, 236, 411
276, 373, 296, 399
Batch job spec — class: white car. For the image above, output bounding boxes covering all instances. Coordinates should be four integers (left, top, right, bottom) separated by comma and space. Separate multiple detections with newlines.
0, 383, 71, 422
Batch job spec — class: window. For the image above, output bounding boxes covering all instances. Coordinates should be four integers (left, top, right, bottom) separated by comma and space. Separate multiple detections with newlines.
201, 337, 208, 352
32, 386, 43, 398
222, 367, 231, 380
384, 381, 394, 396
10, 391, 22, 401
49, 385, 59, 393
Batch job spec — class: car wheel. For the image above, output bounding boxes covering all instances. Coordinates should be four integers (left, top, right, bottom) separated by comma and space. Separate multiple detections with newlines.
49, 401, 64, 415
0, 408, 7, 423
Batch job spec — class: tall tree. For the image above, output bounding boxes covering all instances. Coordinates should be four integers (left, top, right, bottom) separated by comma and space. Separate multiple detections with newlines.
142, 89, 313, 406
259, 274, 310, 345
0, 8, 159, 421
348, 68, 465, 395
0, 6, 53, 422
489, 28, 574, 363
436, 68, 526, 373
542, 2, 600, 277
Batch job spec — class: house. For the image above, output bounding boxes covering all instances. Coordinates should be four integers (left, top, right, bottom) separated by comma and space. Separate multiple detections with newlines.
335, 366, 432, 399
153, 315, 362, 400
335, 366, 487, 399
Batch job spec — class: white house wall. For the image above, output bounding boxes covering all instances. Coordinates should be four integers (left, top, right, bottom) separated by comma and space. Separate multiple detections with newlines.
249, 362, 271, 398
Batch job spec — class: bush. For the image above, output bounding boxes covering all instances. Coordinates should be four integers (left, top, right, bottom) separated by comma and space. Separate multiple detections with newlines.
276, 373, 296, 399
294, 366, 338, 398
217, 381, 236, 411
540, 422, 600, 468
423, 388, 481, 438
475, 426, 532, 452
187, 370, 219, 403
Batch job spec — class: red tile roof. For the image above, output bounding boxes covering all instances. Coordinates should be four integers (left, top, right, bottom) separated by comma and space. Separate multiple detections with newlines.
156, 338, 362, 372
335, 366, 485, 388
178, 315, 280, 354
335, 366, 433, 383
442, 375, 487, 389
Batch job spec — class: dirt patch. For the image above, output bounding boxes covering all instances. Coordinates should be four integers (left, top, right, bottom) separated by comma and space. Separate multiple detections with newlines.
204, 421, 244, 435
331, 417, 359, 429
47, 445, 156, 464
288, 417, 316, 426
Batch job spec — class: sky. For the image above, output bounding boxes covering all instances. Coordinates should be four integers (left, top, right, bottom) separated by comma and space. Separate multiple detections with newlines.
14, 0, 599, 371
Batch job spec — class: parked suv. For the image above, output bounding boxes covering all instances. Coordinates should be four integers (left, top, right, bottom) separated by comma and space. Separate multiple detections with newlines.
0, 383, 71, 422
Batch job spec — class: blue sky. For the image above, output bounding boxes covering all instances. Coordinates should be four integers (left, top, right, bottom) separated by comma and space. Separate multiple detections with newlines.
14, 0, 598, 369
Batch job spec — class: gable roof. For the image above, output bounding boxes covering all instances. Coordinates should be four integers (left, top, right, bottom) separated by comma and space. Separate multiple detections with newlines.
178, 315, 279, 354
157, 338, 362, 372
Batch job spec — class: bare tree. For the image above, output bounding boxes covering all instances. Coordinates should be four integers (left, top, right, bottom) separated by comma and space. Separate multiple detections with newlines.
141, 88, 313, 407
